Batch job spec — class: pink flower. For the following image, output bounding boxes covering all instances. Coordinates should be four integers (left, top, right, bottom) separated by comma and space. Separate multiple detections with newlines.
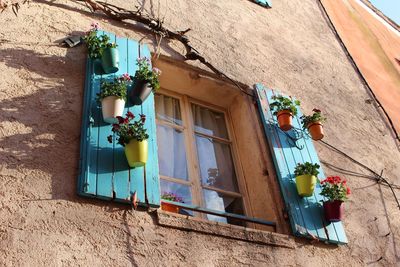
90, 22, 100, 31
121, 73, 131, 81
152, 67, 161, 75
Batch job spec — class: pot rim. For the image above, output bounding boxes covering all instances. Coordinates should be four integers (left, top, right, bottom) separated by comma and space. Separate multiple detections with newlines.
295, 174, 316, 179
307, 121, 323, 128
276, 109, 293, 118
101, 95, 126, 101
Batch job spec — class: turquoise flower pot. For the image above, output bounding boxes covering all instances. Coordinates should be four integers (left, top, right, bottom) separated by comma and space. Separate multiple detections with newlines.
101, 47, 119, 74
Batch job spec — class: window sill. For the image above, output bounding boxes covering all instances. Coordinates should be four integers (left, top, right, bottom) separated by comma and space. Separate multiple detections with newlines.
156, 210, 295, 249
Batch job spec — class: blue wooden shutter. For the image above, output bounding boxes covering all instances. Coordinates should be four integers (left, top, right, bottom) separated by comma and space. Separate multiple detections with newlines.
255, 84, 348, 245
253, 0, 272, 8
78, 31, 160, 207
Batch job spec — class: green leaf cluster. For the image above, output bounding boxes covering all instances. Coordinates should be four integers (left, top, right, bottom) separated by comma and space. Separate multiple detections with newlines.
134, 57, 161, 91
83, 30, 118, 59
300, 109, 326, 129
269, 95, 300, 116
294, 162, 320, 177
97, 77, 128, 102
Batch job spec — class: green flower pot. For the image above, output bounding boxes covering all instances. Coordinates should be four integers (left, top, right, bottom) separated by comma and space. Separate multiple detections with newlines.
101, 47, 119, 74
295, 174, 317, 197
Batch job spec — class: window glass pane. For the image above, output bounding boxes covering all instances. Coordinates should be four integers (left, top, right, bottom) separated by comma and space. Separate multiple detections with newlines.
156, 124, 188, 180
203, 189, 245, 226
160, 179, 193, 216
191, 104, 228, 139
155, 94, 183, 125
195, 135, 239, 192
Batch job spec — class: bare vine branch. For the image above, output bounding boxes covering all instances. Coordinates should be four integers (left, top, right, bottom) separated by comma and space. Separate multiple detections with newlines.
1, 0, 253, 96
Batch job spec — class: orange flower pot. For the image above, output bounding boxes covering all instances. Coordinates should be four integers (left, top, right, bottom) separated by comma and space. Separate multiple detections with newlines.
277, 110, 293, 131
307, 122, 324, 141
161, 202, 180, 213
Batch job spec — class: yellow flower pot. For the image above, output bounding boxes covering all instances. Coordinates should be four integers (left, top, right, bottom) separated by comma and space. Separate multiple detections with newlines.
295, 174, 317, 197
124, 139, 148, 167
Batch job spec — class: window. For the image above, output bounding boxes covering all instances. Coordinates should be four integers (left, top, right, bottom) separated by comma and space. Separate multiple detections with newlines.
155, 91, 245, 226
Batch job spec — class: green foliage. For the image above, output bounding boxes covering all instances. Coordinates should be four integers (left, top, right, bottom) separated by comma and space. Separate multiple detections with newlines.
134, 57, 161, 91
108, 112, 149, 146
294, 162, 320, 177
300, 108, 326, 129
82, 23, 117, 59
269, 95, 300, 116
320, 176, 351, 202
97, 74, 130, 102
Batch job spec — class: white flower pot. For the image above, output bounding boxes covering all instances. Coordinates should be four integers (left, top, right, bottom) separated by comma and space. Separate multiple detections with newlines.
101, 96, 125, 123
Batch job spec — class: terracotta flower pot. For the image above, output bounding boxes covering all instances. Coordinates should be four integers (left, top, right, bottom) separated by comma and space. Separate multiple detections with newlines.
124, 139, 148, 167
295, 174, 317, 197
101, 96, 125, 124
308, 122, 324, 141
130, 79, 152, 105
323, 200, 344, 222
101, 47, 119, 74
161, 202, 180, 213
277, 110, 293, 131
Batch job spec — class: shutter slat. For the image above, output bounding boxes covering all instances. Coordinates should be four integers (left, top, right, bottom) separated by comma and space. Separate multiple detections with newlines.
96, 31, 117, 198
78, 31, 160, 207
112, 35, 131, 200
255, 84, 348, 245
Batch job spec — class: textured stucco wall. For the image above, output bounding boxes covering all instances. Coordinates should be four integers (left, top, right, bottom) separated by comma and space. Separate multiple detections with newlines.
0, 0, 399, 266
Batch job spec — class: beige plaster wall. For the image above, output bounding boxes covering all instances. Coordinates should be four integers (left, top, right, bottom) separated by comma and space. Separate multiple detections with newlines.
0, 0, 399, 266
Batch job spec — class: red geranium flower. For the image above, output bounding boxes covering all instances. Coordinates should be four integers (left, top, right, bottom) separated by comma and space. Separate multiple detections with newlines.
140, 114, 146, 123
346, 187, 351, 195
126, 111, 134, 119
116, 116, 124, 124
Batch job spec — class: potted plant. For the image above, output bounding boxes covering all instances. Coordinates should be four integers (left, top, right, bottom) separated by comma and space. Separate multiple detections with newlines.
83, 22, 103, 59
97, 74, 130, 123
161, 192, 184, 213
301, 108, 326, 141
269, 95, 300, 131
130, 57, 161, 105
108, 112, 149, 167
294, 162, 320, 197
82, 22, 119, 74
320, 176, 350, 222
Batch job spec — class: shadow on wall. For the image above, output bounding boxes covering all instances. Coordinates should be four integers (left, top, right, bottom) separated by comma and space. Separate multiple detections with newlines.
35, 0, 185, 61
0, 45, 86, 200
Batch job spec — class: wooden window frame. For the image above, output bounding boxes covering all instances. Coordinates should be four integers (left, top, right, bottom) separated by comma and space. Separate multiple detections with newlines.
156, 88, 251, 222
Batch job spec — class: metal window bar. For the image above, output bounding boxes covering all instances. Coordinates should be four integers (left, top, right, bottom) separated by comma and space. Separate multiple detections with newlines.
161, 200, 276, 227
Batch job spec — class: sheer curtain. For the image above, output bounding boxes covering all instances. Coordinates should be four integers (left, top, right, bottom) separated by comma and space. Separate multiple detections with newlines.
191, 104, 238, 193
155, 95, 187, 180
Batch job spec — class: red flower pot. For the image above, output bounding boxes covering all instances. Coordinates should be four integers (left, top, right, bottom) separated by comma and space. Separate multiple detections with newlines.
307, 122, 324, 141
323, 200, 344, 222
276, 110, 293, 131
161, 202, 180, 213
